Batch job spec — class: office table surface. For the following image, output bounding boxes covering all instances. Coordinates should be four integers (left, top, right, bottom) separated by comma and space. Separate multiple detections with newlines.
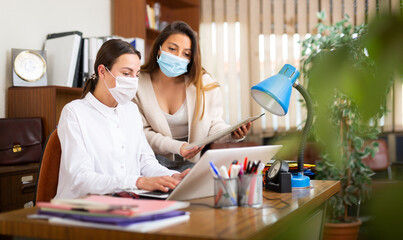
0, 180, 340, 240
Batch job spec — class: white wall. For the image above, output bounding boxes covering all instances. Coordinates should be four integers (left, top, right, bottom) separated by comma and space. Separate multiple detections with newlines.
0, 0, 112, 118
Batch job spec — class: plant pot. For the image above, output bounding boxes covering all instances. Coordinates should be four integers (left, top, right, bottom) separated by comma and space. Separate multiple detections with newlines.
323, 218, 362, 240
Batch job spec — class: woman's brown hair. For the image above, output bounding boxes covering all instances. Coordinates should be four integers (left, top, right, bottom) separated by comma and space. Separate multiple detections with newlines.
81, 39, 141, 98
141, 21, 218, 122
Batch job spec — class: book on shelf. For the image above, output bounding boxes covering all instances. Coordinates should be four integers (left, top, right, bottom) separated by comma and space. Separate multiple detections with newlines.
146, 4, 156, 29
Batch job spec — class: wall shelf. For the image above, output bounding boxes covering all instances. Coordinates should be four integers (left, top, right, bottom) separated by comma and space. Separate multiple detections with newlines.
7, 86, 82, 139
113, 0, 200, 59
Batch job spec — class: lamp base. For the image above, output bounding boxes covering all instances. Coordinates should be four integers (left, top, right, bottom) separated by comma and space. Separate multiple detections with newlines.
291, 172, 310, 188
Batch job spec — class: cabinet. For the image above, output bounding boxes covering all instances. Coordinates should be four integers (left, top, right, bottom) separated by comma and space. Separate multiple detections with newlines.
7, 86, 82, 139
113, 0, 200, 58
0, 163, 39, 212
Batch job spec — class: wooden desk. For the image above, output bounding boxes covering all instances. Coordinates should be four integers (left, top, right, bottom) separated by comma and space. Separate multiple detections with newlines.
0, 180, 340, 240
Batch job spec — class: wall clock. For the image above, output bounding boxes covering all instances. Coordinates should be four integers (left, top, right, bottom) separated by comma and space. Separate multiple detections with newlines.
12, 48, 47, 86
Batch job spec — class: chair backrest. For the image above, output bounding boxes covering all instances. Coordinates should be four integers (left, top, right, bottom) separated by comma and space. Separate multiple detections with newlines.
34, 129, 61, 204
362, 139, 390, 171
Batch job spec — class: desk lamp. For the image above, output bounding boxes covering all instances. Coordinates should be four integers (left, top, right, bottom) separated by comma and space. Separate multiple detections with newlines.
251, 64, 313, 188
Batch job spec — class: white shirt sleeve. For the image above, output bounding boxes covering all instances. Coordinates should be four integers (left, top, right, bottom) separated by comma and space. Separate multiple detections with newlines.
138, 128, 178, 177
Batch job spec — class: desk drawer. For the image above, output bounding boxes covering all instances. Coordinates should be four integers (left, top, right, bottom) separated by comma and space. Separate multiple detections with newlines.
0, 171, 38, 212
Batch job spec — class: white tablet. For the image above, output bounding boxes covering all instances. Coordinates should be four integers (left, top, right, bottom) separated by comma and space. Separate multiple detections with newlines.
184, 113, 265, 150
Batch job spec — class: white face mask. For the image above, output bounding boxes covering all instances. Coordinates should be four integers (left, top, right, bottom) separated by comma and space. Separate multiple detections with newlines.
104, 67, 138, 105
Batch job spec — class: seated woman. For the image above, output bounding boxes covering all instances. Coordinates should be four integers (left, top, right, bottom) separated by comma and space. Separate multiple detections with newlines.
134, 21, 251, 172
55, 39, 189, 199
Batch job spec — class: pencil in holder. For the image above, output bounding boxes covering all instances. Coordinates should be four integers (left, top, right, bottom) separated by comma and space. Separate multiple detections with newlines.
213, 177, 238, 208
238, 174, 263, 207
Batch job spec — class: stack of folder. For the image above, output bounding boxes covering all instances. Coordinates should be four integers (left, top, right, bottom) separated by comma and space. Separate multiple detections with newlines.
264, 161, 316, 178
35, 195, 190, 232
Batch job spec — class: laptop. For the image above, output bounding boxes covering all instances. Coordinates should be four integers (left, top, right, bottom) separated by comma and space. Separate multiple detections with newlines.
133, 145, 282, 201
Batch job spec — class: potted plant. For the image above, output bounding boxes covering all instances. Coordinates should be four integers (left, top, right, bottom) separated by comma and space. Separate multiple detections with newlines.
300, 12, 392, 240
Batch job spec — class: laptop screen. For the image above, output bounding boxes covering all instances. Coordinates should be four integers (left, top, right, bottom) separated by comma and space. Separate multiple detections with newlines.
167, 145, 282, 201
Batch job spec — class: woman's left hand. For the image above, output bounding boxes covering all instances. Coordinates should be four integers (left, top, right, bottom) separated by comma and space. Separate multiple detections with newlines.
231, 122, 252, 139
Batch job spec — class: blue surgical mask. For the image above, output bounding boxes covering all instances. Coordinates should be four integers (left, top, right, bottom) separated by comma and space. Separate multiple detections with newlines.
157, 50, 190, 77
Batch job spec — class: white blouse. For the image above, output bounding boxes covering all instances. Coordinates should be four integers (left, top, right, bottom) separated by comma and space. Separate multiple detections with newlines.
55, 93, 177, 199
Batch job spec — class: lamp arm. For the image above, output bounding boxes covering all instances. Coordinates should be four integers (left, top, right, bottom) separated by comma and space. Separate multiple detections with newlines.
294, 83, 314, 173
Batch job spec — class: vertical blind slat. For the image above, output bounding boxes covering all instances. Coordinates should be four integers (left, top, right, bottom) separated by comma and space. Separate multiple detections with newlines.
332, 0, 343, 24
226, 0, 238, 124
200, 0, 214, 74
214, 0, 227, 120
368, 0, 378, 21
249, 0, 262, 133
319, 0, 330, 26
356, 0, 366, 25
263, 1, 274, 133
262, 0, 272, 35
288, 36, 297, 130
239, 0, 251, 120
297, 0, 308, 34
379, 0, 391, 14
391, 0, 401, 14
310, 0, 320, 31
273, 0, 286, 131
263, 35, 274, 134
286, 0, 296, 34
394, 80, 403, 131
384, 86, 394, 132
274, 0, 284, 34
275, 35, 287, 131
344, 0, 355, 24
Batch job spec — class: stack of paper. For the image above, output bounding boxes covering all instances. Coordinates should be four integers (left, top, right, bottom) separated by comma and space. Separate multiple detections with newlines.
35, 195, 190, 232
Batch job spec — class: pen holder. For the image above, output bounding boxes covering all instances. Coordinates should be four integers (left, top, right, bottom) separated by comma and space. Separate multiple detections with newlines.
238, 174, 263, 207
213, 177, 238, 208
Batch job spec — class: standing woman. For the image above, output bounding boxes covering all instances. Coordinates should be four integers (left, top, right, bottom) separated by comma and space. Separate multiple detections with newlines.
55, 39, 188, 199
134, 21, 251, 171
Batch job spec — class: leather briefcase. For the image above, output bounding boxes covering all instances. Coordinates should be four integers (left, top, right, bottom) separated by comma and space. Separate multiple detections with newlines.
0, 118, 43, 165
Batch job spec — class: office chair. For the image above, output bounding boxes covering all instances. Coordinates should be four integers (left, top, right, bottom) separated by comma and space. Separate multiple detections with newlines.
362, 139, 392, 180
34, 128, 61, 204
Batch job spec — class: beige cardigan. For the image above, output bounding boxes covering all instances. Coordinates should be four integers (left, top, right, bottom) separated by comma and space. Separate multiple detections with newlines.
133, 72, 235, 162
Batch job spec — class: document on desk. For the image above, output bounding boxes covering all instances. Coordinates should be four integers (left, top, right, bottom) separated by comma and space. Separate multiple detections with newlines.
184, 113, 265, 150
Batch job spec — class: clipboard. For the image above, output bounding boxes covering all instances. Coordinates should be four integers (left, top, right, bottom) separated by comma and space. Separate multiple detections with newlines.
184, 113, 265, 150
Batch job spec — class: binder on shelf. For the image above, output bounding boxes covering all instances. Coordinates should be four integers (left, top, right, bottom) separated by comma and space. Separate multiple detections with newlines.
44, 31, 83, 87
82, 38, 89, 83
111, 36, 145, 65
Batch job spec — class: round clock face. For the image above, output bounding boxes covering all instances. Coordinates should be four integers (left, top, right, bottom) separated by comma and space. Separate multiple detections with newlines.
267, 160, 281, 180
14, 51, 46, 82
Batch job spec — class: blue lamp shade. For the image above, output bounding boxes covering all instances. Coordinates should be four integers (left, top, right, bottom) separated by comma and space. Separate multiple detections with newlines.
251, 64, 300, 116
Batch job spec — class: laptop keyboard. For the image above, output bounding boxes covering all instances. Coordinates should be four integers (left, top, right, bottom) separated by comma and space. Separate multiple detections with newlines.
145, 189, 173, 196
